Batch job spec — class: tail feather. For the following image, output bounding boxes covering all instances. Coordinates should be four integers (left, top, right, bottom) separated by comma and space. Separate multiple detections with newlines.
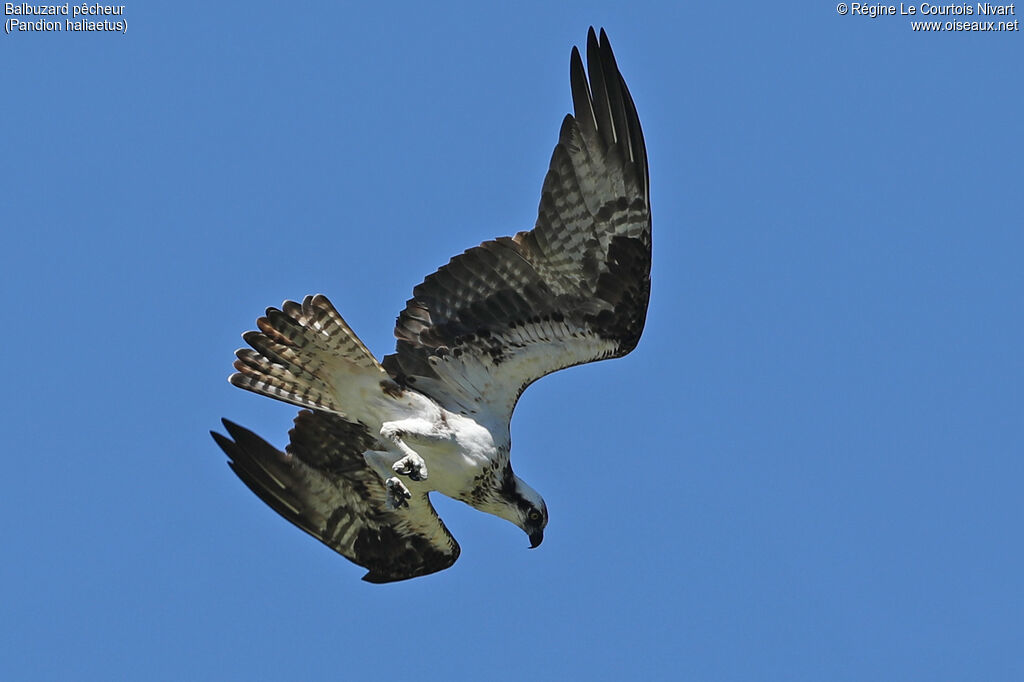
231, 349, 341, 413
242, 329, 306, 371
229, 294, 385, 414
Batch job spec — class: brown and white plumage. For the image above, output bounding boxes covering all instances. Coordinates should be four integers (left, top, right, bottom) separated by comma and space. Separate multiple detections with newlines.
212, 28, 650, 582
213, 412, 459, 583
383, 28, 649, 423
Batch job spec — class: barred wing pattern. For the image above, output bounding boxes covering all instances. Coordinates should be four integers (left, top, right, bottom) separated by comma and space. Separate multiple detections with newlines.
211, 411, 460, 583
382, 28, 650, 424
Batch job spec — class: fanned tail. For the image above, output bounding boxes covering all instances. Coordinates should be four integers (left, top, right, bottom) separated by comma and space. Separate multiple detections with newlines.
230, 294, 386, 414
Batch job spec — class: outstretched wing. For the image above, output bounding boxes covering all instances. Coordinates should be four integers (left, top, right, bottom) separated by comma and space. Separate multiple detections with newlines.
382, 28, 650, 424
210, 412, 460, 583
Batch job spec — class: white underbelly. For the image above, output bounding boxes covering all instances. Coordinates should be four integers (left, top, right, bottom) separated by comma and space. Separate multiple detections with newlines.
413, 438, 490, 499
363, 393, 504, 500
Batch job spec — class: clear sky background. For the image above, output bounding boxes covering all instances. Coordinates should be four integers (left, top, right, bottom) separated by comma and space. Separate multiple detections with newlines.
3, 2, 1021, 680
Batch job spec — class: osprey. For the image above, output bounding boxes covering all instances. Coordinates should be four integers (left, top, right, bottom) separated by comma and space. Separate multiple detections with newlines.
212, 28, 650, 583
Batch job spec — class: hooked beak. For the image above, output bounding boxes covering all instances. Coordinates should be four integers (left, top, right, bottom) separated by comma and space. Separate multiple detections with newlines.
528, 530, 544, 549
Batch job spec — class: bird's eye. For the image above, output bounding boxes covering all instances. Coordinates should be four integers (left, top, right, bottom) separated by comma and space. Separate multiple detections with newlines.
528, 510, 542, 522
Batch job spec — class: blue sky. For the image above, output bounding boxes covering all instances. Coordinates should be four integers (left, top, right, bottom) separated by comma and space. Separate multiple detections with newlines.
3, 2, 1021, 680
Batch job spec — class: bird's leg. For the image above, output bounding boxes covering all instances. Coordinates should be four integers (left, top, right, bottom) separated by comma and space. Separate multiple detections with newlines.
384, 477, 412, 510
363, 450, 413, 510
379, 418, 446, 482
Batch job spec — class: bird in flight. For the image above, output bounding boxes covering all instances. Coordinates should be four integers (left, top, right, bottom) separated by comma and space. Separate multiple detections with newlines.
212, 27, 650, 583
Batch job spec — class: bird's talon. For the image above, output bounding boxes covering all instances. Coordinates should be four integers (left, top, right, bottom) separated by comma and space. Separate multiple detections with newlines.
385, 476, 412, 510
392, 453, 428, 481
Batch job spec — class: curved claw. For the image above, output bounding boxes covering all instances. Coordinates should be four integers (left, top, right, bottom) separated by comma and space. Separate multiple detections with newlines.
385, 476, 412, 510
392, 453, 428, 481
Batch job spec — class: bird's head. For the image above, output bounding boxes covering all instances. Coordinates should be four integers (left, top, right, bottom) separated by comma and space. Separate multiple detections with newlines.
483, 469, 548, 548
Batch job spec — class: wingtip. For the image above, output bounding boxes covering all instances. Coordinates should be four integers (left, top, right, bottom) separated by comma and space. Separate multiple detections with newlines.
587, 26, 600, 53
361, 570, 405, 584
218, 418, 238, 438
218, 417, 255, 446
210, 428, 236, 457
569, 44, 584, 82
598, 28, 620, 71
